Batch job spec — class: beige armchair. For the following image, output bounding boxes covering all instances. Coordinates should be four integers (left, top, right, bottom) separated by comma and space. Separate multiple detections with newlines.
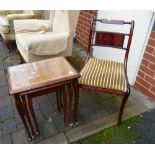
14, 10, 80, 63
0, 10, 43, 51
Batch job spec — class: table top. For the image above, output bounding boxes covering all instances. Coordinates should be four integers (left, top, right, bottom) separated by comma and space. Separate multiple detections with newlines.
7, 57, 80, 95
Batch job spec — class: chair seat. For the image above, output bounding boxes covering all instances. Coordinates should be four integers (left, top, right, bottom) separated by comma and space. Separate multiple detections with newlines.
79, 58, 128, 92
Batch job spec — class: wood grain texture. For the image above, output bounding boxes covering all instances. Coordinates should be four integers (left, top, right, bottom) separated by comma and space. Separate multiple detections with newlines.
7, 57, 80, 95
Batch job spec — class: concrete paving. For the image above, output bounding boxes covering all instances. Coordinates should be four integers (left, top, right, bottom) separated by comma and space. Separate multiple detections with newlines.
0, 41, 154, 144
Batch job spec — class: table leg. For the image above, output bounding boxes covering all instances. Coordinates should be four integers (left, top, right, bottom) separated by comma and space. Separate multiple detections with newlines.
21, 95, 35, 139
14, 95, 32, 141
27, 95, 40, 136
62, 87, 67, 126
56, 91, 61, 111
67, 83, 73, 126
59, 90, 63, 109
73, 79, 79, 125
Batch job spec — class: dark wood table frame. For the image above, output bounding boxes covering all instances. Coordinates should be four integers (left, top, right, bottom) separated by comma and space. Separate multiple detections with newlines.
9, 79, 79, 141
6, 58, 80, 141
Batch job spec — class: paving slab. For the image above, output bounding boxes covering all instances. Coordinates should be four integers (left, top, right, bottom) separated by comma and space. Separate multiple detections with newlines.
0, 76, 7, 87
39, 133, 68, 144
0, 95, 12, 108
34, 109, 45, 123
39, 121, 58, 139
0, 86, 8, 98
0, 105, 14, 121
16, 123, 24, 130
11, 129, 29, 144
129, 87, 155, 109
53, 115, 73, 133
65, 113, 117, 143
123, 102, 149, 120
39, 100, 54, 115
0, 134, 12, 144
2, 118, 17, 135
36, 95, 50, 103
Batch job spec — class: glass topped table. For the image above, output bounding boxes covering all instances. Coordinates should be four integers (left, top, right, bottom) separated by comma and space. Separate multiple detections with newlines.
6, 57, 80, 141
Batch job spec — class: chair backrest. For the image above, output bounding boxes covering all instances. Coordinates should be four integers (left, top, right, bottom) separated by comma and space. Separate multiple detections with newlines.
88, 17, 134, 64
49, 10, 55, 21
52, 10, 80, 36
23, 10, 43, 19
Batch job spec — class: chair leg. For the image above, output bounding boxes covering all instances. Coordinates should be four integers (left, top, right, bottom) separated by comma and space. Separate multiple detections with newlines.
117, 88, 130, 125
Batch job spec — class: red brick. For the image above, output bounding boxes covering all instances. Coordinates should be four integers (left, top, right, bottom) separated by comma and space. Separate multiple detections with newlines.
80, 16, 87, 22
148, 38, 155, 47
144, 52, 155, 62
150, 31, 155, 39
136, 76, 151, 89
135, 81, 149, 94
84, 12, 91, 19
151, 86, 155, 93
135, 82, 155, 100
137, 70, 145, 78
76, 10, 97, 52
145, 75, 155, 85
139, 65, 155, 78
141, 58, 149, 66
145, 45, 154, 54
149, 62, 155, 71
83, 30, 90, 36
80, 11, 85, 16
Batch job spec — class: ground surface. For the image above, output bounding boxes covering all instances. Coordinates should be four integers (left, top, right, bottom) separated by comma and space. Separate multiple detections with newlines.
0, 41, 155, 144
76, 116, 140, 144
76, 108, 155, 144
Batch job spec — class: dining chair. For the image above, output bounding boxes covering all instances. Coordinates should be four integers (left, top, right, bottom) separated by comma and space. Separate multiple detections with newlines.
78, 17, 134, 125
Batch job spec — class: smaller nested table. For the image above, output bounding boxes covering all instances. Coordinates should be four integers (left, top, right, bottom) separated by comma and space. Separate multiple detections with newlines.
6, 57, 80, 141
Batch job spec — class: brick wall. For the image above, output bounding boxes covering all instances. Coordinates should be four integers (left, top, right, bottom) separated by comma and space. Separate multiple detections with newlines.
76, 10, 97, 51
135, 26, 155, 100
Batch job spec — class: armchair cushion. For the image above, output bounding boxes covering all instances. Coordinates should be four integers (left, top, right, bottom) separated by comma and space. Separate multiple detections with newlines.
6, 13, 35, 25
79, 58, 127, 92
14, 19, 52, 34
16, 31, 69, 57
0, 16, 9, 33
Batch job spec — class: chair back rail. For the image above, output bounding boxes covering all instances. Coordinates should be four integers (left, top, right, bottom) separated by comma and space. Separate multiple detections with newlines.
87, 17, 134, 88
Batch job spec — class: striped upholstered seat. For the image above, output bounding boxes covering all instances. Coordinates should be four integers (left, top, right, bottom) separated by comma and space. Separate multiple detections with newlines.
79, 58, 128, 92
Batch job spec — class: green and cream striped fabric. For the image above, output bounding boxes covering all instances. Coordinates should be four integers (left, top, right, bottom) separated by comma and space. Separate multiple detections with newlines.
79, 58, 128, 92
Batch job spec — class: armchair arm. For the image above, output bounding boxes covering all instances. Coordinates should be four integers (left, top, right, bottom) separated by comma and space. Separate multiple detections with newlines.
0, 10, 23, 16
26, 32, 69, 55
14, 19, 52, 34
6, 13, 35, 25
0, 11, 11, 15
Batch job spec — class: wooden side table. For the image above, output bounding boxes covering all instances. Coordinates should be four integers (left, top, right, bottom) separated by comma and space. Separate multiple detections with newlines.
6, 57, 80, 141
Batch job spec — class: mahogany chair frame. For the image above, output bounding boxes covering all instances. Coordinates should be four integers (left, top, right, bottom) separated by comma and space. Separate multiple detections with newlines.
79, 17, 134, 125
